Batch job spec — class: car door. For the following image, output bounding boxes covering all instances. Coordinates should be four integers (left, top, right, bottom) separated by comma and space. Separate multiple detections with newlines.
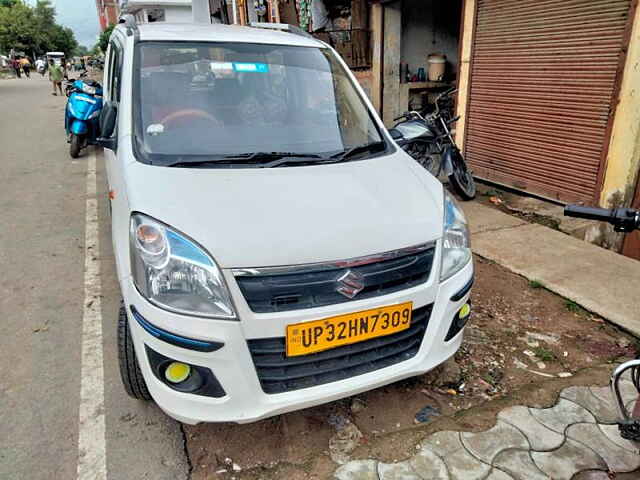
103, 38, 123, 187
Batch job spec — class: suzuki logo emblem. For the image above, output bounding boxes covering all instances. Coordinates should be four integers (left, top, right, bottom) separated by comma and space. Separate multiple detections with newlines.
336, 270, 365, 299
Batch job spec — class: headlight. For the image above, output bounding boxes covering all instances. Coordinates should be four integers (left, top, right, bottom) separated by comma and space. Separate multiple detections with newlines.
440, 191, 471, 281
81, 84, 96, 95
130, 214, 236, 319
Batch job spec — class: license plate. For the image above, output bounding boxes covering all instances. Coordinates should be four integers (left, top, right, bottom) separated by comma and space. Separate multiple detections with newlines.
286, 302, 413, 357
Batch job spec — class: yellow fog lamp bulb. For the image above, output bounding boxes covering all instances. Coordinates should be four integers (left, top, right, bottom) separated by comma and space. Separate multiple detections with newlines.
459, 303, 471, 319
165, 362, 191, 384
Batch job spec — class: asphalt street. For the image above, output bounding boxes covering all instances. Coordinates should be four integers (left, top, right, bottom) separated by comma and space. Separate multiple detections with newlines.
0, 75, 189, 479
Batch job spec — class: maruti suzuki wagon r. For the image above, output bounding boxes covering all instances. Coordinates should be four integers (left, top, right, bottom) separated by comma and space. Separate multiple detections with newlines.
99, 19, 473, 424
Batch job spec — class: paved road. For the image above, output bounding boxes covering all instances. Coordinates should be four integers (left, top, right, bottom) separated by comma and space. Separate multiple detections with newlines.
0, 76, 189, 479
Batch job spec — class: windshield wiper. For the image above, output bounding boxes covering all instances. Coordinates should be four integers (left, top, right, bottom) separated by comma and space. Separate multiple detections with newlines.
166, 152, 323, 168
328, 141, 387, 162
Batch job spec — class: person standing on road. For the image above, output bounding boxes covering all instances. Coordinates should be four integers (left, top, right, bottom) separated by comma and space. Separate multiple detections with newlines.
49, 60, 63, 96
11, 58, 21, 78
35, 57, 46, 76
21, 57, 31, 78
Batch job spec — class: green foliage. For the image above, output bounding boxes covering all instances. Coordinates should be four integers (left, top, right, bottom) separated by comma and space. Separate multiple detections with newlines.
97, 24, 114, 53
532, 347, 557, 362
75, 44, 89, 56
564, 299, 582, 314
528, 280, 545, 289
0, 0, 78, 57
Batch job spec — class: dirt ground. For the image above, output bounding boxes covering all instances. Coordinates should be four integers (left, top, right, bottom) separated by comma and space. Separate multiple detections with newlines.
185, 257, 637, 480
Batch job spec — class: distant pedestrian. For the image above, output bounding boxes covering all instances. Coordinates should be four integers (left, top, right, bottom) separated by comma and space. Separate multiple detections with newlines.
49, 60, 63, 96
35, 58, 46, 76
20, 57, 31, 78
11, 58, 21, 78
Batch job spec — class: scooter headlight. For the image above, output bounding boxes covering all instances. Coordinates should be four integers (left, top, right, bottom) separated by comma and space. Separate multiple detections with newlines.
130, 214, 236, 319
440, 191, 472, 281
81, 84, 97, 95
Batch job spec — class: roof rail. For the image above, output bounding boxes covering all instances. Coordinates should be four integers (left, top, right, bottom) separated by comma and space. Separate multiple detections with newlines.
249, 22, 313, 39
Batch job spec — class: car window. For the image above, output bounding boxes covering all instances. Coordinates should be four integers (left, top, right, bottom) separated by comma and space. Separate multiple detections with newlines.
107, 41, 122, 103
133, 42, 385, 165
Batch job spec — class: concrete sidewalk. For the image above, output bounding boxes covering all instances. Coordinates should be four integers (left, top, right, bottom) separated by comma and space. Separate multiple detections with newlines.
461, 202, 640, 337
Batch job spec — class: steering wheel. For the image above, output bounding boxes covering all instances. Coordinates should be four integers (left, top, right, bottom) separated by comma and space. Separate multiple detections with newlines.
160, 109, 219, 128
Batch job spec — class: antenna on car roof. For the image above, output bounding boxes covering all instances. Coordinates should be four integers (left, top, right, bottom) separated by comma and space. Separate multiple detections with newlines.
249, 22, 314, 39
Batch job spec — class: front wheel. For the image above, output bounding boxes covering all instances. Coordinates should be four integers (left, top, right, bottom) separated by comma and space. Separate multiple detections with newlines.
118, 303, 152, 401
448, 149, 476, 200
69, 133, 82, 159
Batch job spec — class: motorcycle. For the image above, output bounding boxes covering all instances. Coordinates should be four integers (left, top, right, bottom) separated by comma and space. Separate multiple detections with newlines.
64, 71, 103, 159
564, 204, 640, 442
389, 87, 476, 200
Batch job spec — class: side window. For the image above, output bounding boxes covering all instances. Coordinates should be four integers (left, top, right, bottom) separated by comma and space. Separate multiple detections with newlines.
107, 42, 123, 103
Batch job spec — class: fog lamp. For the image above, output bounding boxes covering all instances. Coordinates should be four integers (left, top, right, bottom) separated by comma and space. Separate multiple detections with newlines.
459, 303, 471, 319
165, 362, 191, 384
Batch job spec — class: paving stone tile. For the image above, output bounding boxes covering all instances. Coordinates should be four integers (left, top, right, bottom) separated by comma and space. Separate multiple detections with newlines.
484, 469, 515, 480
441, 449, 491, 480
560, 386, 618, 423
420, 431, 463, 457
420, 431, 490, 480
571, 471, 611, 480
335, 460, 379, 480
529, 398, 595, 434
598, 423, 640, 453
378, 461, 421, 480
566, 423, 640, 472
497, 406, 564, 451
492, 449, 549, 480
461, 420, 529, 464
531, 438, 607, 480
408, 445, 448, 480
595, 380, 638, 406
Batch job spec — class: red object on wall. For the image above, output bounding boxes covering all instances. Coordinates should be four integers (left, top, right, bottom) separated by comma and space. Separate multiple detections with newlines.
95, 0, 120, 31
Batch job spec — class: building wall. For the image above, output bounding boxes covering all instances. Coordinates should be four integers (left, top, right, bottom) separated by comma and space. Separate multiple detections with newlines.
588, 3, 640, 250
401, 0, 462, 78
454, 0, 474, 149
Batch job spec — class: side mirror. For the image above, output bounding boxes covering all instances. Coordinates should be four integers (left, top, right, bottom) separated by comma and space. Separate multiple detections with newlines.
388, 128, 404, 141
97, 103, 117, 151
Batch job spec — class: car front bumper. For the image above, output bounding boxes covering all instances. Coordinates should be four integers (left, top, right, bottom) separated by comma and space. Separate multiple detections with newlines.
122, 260, 473, 424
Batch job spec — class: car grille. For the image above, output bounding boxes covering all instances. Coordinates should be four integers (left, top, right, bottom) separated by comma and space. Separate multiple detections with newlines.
235, 246, 436, 313
247, 304, 433, 394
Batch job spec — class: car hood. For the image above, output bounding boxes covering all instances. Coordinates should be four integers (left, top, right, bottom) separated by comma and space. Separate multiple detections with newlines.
125, 152, 443, 268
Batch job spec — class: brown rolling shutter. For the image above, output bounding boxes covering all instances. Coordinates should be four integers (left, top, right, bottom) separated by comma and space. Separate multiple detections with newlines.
464, 0, 634, 203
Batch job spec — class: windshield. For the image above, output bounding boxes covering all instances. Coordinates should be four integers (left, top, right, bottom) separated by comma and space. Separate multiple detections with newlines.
134, 42, 387, 166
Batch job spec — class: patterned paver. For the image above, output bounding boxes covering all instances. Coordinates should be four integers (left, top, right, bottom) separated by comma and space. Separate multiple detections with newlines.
497, 406, 564, 451
334, 384, 639, 479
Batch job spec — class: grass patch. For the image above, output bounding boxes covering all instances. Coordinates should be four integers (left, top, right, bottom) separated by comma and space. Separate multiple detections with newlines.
565, 299, 582, 314
528, 279, 545, 289
533, 347, 557, 362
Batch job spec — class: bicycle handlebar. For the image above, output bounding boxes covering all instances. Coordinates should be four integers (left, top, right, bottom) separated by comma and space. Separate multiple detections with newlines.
564, 205, 640, 232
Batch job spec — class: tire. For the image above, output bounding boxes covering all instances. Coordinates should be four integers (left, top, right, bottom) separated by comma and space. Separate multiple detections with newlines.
69, 133, 82, 159
402, 140, 440, 177
448, 149, 476, 200
118, 303, 152, 401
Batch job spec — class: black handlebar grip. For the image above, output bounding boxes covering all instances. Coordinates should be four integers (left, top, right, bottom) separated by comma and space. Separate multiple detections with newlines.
563, 205, 614, 222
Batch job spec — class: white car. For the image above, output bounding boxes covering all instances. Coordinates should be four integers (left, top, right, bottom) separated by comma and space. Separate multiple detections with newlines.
99, 19, 473, 424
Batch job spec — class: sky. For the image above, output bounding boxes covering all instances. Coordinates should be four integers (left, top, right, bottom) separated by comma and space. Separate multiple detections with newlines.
26, 0, 101, 49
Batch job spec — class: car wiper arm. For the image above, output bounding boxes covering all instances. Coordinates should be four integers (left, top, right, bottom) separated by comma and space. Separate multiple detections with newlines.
329, 141, 386, 162
166, 152, 324, 168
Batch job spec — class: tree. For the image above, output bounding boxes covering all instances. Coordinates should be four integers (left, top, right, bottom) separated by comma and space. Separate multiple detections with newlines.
97, 24, 114, 53
0, 0, 79, 57
75, 45, 89, 56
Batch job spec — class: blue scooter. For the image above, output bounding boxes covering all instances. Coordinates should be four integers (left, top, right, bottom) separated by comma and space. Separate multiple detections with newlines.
64, 72, 103, 158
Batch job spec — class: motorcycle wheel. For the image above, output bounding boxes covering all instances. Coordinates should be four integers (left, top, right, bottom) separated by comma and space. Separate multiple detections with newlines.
448, 149, 476, 200
70, 134, 82, 159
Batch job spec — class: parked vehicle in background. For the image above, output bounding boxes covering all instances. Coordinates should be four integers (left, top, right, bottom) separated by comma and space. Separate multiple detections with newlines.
64, 71, 103, 158
97, 18, 473, 425
390, 88, 476, 200
564, 205, 640, 442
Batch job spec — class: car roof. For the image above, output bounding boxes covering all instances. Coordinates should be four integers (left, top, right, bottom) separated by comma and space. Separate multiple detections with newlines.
132, 23, 325, 48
